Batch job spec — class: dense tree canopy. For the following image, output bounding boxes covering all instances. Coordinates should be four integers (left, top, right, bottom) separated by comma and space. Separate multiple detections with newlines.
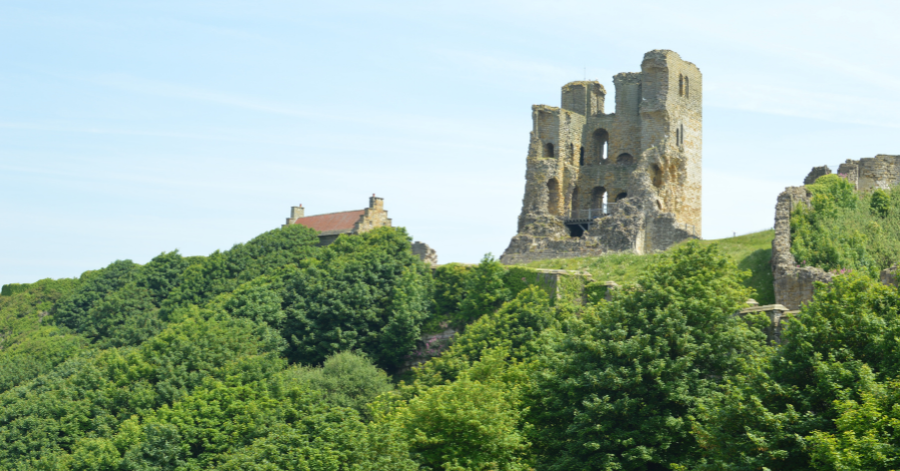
3, 221, 900, 470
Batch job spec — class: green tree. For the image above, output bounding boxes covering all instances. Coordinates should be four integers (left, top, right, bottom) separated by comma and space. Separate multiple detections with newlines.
380, 368, 532, 471
52, 259, 140, 332
285, 350, 394, 419
417, 286, 559, 385
455, 254, 510, 327
691, 273, 900, 470
526, 242, 767, 471
282, 227, 432, 371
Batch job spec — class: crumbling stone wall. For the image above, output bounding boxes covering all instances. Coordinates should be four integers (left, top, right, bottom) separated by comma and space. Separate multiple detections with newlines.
501, 50, 701, 264
772, 187, 833, 310
836, 155, 900, 191
412, 242, 438, 267
775, 156, 900, 309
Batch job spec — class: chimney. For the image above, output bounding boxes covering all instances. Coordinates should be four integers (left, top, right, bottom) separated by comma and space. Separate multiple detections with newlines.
369, 194, 383, 210
285, 204, 305, 226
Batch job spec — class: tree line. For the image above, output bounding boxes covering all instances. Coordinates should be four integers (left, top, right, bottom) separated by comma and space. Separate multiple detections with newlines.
0, 224, 897, 470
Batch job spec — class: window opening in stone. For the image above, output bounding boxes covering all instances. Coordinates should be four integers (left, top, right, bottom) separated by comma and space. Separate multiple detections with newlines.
592, 129, 609, 163
679, 74, 684, 97
685, 76, 690, 98
570, 187, 580, 216
591, 186, 607, 214
680, 124, 685, 145
617, 153, 634, 165
547, 178, 560, 216
616, 192, 627, 202
544, 142, 555, 158
651, 164, 663, 188
675, 128, 680, 146
579, 147, 585, 166
568, 143, 574, 162
656, 200, 662, 210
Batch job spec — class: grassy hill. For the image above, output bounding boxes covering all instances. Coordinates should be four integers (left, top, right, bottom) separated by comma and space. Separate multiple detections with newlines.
521, 229, 776, 304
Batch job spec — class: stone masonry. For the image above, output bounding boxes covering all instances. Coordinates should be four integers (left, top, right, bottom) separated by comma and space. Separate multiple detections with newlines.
501, 50, 701, 264
771, 187, 833, 310
773, 155, 900, 309
283, 196, 437, 265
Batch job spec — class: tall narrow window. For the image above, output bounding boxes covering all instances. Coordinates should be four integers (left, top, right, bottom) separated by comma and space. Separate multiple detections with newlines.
547, 178, 560, 216
579, 147, 585, 166
544, 142, 554, 158
680, 124, 685, 146
685, 76, 690, 98
679, 74, 684, 97
675, 128, 680, 146
592, 129, 609, 163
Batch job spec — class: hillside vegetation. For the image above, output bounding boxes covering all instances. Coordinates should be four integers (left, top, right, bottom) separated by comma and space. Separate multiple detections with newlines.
792, 174, 900, 278
524, 229, 776, 304
2, 224, 900, 470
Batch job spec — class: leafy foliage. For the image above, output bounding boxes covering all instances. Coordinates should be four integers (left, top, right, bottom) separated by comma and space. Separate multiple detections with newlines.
455, 254, 511, 327
526, 242, 768, 471
791, 175, 900, 276
282, 227, 433, 371
285, 350, 394, 419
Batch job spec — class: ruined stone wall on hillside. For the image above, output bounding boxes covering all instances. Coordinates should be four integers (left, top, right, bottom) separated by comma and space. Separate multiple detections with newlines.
837, 155, 900, 191
771, 186, 833, 310
501, 50, 701, 264
776, 158, 900, 309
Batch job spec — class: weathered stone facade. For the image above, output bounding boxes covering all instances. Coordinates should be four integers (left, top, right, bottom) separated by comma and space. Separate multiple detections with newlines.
772, 186, 834, 310
284, 195, 394, 246
836, 155, 900, 191
412, 242, 438, 267
776, 156, 900, 309
283, 196, 438, 265
501, 50, 701, 264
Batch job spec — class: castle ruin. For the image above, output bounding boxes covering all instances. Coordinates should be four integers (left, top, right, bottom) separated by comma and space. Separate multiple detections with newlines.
501, 50, 702, 264
773, 154, 900, 309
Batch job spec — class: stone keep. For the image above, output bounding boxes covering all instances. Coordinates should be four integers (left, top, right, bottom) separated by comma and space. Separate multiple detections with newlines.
501, 50, 701, 264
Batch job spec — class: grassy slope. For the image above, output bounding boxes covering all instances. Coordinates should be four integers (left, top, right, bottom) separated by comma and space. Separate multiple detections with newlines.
522, 229, 776, 304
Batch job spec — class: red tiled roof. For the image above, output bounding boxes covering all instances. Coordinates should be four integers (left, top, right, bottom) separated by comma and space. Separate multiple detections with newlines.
293, 209, 365, 233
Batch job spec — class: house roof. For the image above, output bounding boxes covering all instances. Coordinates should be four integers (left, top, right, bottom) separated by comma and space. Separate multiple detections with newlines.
293, 209, 365, 234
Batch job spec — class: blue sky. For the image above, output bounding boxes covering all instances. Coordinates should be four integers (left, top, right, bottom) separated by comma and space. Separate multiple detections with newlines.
2, 0, 899, 286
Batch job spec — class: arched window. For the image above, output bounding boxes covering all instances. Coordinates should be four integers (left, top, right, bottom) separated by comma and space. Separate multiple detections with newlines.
651, 164, 663, 188
592, 129, 609, 163
544, 142, 555, 158
547, 178, 560, 216
616, 192, 627, 202
591, 186, 606, 211
579, 147, 585, 166
617, 153, 634, 165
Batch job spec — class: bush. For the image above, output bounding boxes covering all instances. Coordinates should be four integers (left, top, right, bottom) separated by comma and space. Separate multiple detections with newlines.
791, 176, 900, 276
285, 351, 393, 419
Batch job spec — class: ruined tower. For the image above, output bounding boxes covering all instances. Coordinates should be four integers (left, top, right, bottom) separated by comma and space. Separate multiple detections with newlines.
501, 50, 702, 264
